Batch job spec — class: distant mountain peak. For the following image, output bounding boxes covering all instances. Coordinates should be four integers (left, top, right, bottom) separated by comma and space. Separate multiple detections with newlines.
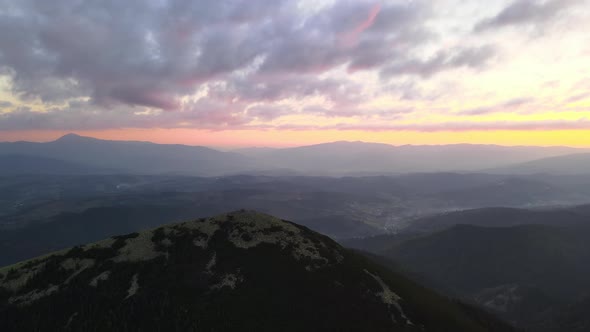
54, 133, 96, 143
58, 133, 82, 139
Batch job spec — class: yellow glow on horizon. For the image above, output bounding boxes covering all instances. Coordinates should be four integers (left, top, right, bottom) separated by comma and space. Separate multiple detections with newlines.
1, 128, 590, 149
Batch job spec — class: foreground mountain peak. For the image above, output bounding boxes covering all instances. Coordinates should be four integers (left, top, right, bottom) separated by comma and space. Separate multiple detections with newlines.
89, 210, 344, 271
0, 211, 515, 332
0, 210, 342, 294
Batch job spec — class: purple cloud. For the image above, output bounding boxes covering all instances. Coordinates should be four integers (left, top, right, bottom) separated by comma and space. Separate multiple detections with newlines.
474, 0, 583, 32
0, 0, 539, 132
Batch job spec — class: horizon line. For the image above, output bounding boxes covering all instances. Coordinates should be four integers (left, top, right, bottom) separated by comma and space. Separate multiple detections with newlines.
1, 132, 589, 151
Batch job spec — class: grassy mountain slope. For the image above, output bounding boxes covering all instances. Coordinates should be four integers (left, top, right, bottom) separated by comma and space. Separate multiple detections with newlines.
388, 224, 590, 300
344, 208, 590, 331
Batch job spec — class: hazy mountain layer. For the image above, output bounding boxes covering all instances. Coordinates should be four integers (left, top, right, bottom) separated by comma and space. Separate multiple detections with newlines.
492, 153, 590, 175
0, 134, 254, 176
0, 155, 108, 175
2, 134, 588, 176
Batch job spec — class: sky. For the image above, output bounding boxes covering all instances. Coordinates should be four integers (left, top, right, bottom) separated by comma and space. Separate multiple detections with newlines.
0, 0, 589, 147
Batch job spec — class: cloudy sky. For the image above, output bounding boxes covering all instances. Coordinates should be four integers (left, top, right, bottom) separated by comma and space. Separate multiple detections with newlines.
0, 0, 589, 147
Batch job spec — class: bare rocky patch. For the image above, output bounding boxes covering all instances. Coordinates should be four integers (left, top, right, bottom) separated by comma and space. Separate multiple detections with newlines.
83, 237, 116, 250
205, 252, 217, 273
365, 269, 413, 325
125, 274, 139, 299
0, 261, 47, 293
89, 271, 111, 287
0, 249, 69, 292
113, 231, 162, 263
222, 211, 344, 269
211, 272, 243, 291
61, 258, 95, 284
8, 284, 59, 306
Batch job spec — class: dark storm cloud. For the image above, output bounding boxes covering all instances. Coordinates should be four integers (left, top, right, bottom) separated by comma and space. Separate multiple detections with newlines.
474, 0, 583, 32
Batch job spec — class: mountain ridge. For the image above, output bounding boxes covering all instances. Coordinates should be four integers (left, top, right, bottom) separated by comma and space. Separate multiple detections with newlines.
36, 134, 590, 150
0, 134, 256, 176
490, 153, 590, 175
2, 134, 588, 175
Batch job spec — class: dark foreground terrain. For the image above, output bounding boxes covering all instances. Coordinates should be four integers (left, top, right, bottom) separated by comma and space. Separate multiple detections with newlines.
0, 211, 516, 332
346, 206, 590, 331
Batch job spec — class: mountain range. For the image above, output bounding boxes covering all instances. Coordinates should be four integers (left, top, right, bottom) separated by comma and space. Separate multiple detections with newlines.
0, 134, 253, 176
491, 153, 590, 175
2, 134, 589, 176
243, 141, 589, 175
